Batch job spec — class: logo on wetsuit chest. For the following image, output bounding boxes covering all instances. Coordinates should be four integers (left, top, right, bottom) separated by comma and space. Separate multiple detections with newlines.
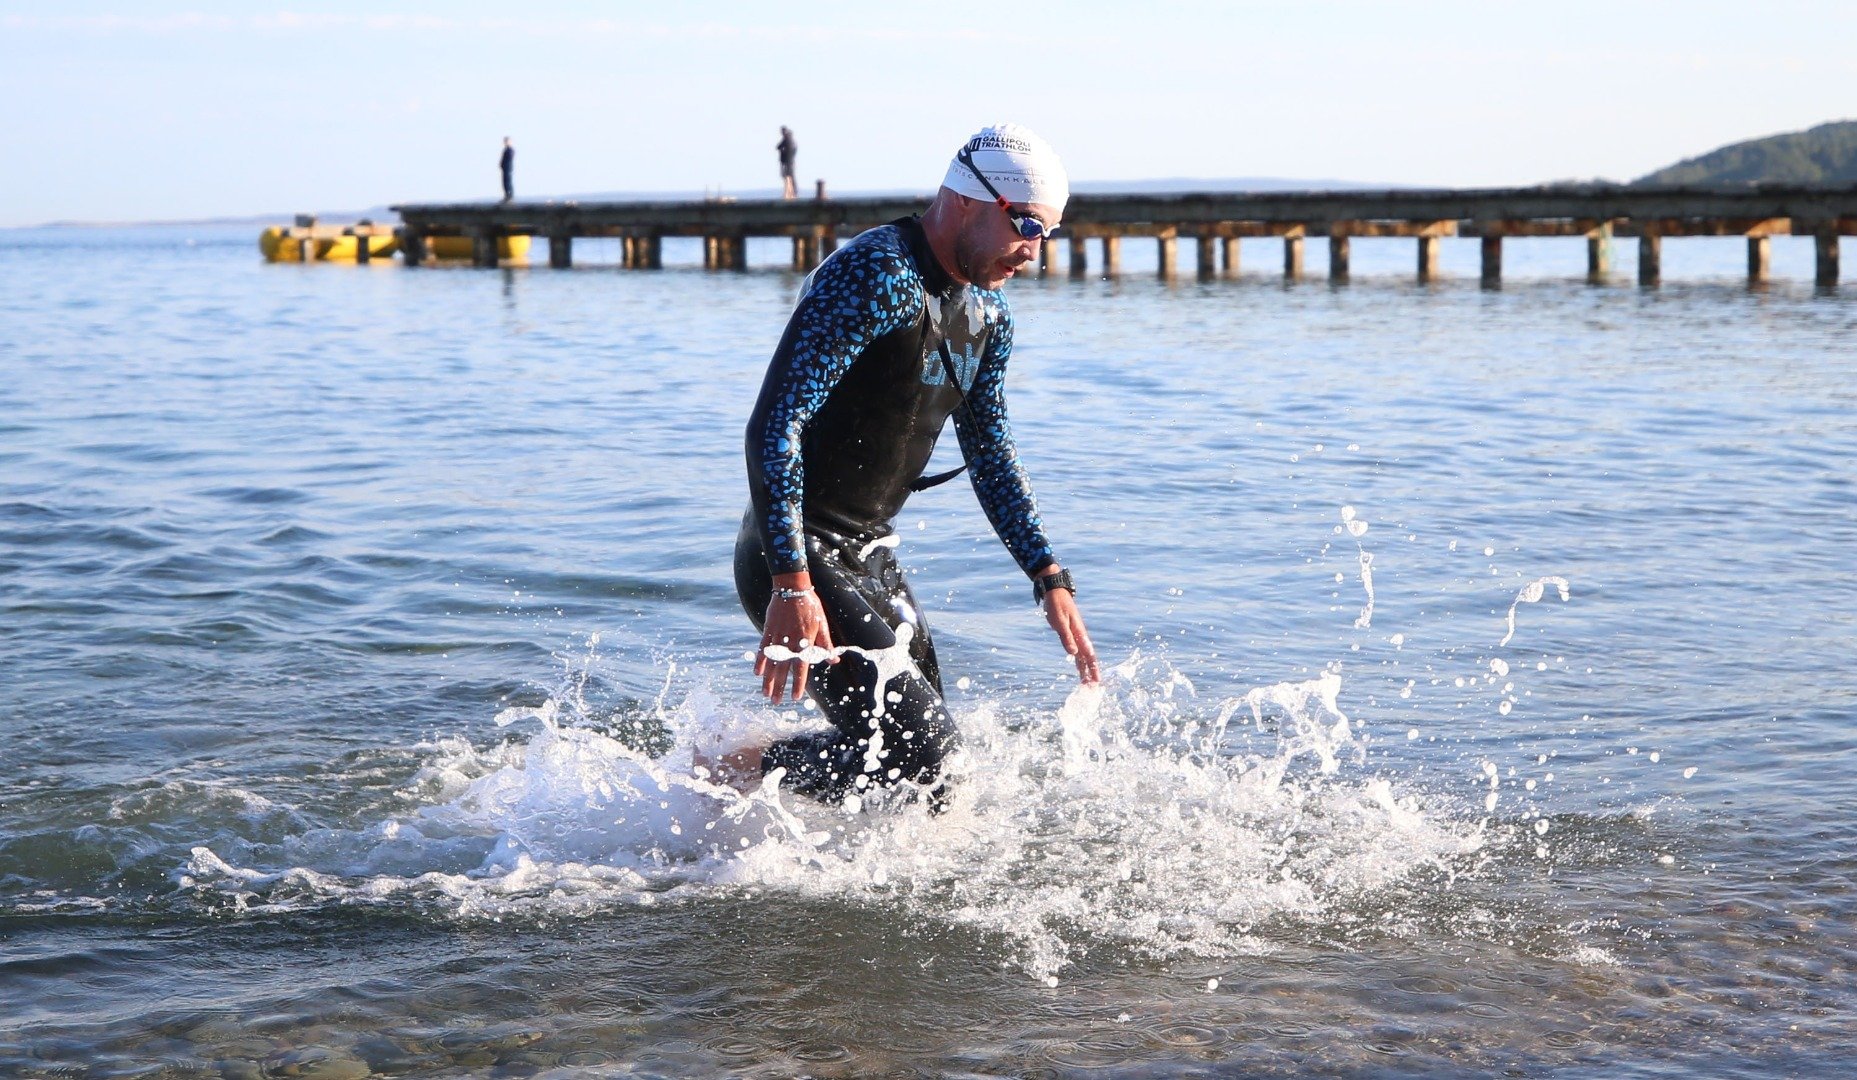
921, 340, 982, 391
919, 288, 994, 393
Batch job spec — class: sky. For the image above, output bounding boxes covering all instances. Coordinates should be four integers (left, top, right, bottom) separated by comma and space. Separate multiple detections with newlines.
2, 1, 1853, 226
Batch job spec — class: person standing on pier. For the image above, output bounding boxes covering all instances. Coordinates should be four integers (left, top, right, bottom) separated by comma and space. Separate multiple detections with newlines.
721, 123, 1098, 811
499, 137, 514, 202
777, 126, 798, 199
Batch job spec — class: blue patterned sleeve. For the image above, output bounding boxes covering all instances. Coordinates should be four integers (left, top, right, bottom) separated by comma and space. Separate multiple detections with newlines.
952, 302, 1059, 578
745, 235, 924, 575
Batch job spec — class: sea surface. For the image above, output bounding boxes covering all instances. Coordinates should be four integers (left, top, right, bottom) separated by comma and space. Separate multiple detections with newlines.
1, 225, 1853, 1078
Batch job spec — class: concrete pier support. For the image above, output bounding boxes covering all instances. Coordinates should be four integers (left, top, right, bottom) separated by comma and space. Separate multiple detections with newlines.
400, 230, 426, 267
355, 232, 372, 264
1221, 237, 1240, 277
1042, 236, 1060, 276
1639, 235, 1661, 286
1101, 235, 1121, 276
1157, 235, 1177, 279
702, 237, 718, 269
1416, 236, 1440, 282
820, 230, 838, 257
1817, 233, 1840, 286
1587, 225, 1611, 281
1328, 236, 1350, 282
471, 228, 498, 268
1196, 236, 1216, 280
1284, 236, 1303, 280
641, 234, 662, 269
1480, 236, 1502, 288
1070, 235, 1088, 276
624, 237, 641, 268
724, 235, 747, 271
1747, 236, 1771, 283
548, 234, 571, 269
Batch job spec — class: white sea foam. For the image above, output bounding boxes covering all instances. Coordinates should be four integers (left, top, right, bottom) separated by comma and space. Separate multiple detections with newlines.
177, 655, 1489, 978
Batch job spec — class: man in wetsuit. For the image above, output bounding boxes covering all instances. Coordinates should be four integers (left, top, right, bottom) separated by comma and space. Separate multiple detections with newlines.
731, 123, 1099, 809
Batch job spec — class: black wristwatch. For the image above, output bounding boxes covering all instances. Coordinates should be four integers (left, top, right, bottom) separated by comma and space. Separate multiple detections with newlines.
1032, 568, 1075, 605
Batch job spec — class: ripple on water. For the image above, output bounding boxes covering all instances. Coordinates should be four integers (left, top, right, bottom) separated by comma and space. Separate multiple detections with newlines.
199, 485, 312, 505
1147, 1021, 1224, 1049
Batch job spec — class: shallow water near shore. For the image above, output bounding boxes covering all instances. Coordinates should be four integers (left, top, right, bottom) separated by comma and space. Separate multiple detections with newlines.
2, 225, 1854, 1077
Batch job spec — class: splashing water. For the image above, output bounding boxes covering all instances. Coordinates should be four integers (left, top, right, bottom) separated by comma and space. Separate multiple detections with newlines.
1341, 506, 1374, 628
1501, 576, 1572, 647
177, 651, 1487, 979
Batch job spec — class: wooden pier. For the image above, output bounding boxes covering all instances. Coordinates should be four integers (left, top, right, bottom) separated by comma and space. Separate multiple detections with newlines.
391, 184, 1857, 285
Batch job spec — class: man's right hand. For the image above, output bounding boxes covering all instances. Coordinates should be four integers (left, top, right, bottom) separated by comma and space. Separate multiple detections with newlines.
755, 572, 837, 704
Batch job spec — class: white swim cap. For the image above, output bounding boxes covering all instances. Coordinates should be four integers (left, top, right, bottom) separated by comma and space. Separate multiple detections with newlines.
942, 123, 1069, 211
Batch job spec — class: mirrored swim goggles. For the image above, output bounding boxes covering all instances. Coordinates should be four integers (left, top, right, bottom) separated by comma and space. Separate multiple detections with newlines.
957, 147, 1060, 242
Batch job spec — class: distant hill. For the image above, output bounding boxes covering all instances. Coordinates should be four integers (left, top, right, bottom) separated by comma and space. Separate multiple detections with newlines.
1636, 120, 1857, 186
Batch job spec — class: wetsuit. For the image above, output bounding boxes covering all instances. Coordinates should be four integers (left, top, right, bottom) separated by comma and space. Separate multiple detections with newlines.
735, 216, 1056, 806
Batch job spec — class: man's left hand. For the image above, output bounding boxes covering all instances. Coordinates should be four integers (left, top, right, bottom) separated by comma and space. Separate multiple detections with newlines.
1041, 582, 1099, 685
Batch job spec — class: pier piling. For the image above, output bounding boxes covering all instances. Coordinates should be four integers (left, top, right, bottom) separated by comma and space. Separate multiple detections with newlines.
1817, 233, 1840, 285
1416, 235, 1441, 282
1157, 234, 1177, 279
1747, 236, 1771, 283
1480, 236, 1501, 287
1196, 236, 1216, 280
1639, 234, 1661, 286
1328, 235, 1350, 282
1221, 237, 1240, 277
1284, 236, 1303, 280
1101, 235, 1121, 276
471, 229, 497, 268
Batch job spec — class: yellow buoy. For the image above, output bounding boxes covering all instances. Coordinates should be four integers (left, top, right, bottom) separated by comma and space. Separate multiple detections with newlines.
428, 235, 531, 262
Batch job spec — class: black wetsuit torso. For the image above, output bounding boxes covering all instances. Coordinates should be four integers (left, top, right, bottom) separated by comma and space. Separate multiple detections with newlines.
735, 217, 1057, 807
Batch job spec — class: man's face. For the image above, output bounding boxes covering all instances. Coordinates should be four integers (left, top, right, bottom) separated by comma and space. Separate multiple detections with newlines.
954, 197, 1061, 289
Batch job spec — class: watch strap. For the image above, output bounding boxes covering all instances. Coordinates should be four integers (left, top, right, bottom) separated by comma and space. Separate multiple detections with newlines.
1032, 568, 1075, 605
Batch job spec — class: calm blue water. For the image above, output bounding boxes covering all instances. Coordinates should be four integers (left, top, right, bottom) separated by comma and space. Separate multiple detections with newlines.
2, 224, 1853, 1077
